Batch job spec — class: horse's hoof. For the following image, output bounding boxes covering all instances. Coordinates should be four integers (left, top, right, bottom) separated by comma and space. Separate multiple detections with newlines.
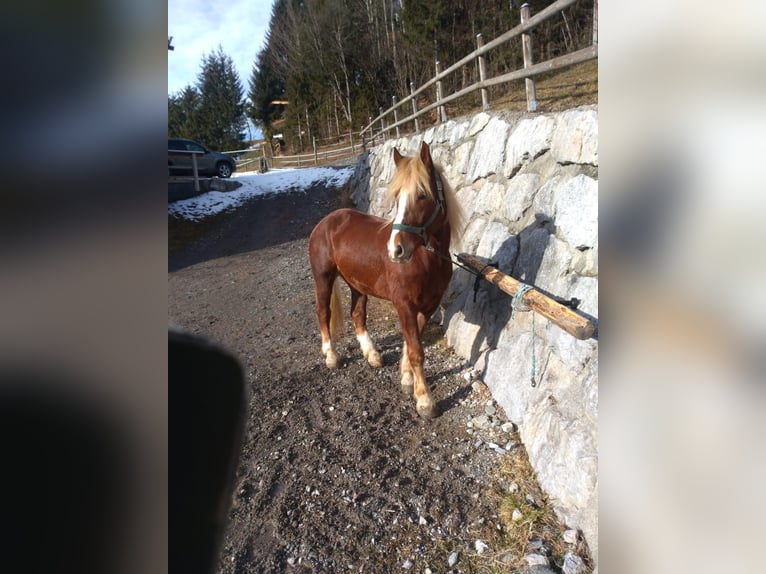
417, 402, 440, 419
400, 383, 414, 398
325, 353, 340, 369
366, 350, 383, 368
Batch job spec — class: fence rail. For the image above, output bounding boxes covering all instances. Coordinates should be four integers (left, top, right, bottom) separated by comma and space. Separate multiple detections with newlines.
361, 0, 597, 140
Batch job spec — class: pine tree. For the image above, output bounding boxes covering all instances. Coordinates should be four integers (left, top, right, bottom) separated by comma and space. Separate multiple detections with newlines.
195, 47, 246, 151
168, 85, 202, 140
248, 46, 285, 139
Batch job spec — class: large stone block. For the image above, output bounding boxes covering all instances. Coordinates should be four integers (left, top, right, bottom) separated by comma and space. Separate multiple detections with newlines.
554, 175, 598, 250
467, 117, 510, 182
551, 108, 598, 166
500, 174, 542, 229
504, 115, 556, 177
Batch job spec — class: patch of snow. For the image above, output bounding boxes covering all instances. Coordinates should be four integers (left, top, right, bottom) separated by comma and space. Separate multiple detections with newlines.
168, 166, 354, 221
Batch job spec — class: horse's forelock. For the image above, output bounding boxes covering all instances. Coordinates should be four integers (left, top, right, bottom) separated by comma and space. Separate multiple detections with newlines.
386, 154, 434, 209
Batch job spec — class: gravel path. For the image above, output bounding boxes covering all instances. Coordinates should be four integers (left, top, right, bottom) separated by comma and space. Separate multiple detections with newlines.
168, 175, 590, 573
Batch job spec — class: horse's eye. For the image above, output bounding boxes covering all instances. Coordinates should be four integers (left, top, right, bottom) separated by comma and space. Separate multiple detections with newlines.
417, 191, 427, 200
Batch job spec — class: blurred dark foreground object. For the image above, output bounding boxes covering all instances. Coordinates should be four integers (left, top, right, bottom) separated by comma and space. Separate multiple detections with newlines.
169, 330, 246, 574
0, 371, 131, 574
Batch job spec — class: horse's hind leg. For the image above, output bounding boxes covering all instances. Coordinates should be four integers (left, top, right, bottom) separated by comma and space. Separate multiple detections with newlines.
350, 288, 382, 368
311, 268, 341, 369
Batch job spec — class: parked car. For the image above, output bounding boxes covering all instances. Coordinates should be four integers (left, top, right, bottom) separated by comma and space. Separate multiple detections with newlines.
168, 138, 236, 178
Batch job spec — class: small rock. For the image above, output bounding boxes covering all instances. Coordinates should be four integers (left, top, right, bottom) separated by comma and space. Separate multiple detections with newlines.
525, 553, 549, 567
471, 381, 485, 393
504, 441, 517, 451
484, 404, 496, 416
499, 552, 514, 564
563, 529, 580, 544
501, 422, 516, 434
402, 557, 413, 569
424, 568, 433, 574
472, 415, 489, 429
462, 371, 472, 382
475, 540, 489, 554
419, 516, 427, 526
287, 557, 296, 566
512, 508, 523, 522
562, 551, 586, 574
447, 551, 459, 567
509, 482, 519, 493
528, 538, 551, 556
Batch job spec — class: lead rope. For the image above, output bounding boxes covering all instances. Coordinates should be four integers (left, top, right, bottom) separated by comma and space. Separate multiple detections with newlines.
511, 283, 537, 388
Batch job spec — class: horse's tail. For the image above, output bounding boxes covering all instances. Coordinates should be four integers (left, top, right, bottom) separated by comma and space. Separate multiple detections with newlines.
329, 277, 344, 342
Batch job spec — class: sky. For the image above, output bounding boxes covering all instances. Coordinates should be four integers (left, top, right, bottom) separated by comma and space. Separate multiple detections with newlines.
168, 167, 355, 220
168, 0, 275, 139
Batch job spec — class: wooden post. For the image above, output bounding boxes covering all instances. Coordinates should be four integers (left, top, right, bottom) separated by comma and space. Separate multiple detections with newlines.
350, 127, 355, 154
435, 60, 447, 123
392, 96, 400, 139
477, 33, 490, 110
520, 3, 538, 112
457, 253, 596, 340
380, 107, 388, 141
592, 0, 598, 47
313, 136, 318, 165
191, 152, 200, 192
410, 81, 420, 134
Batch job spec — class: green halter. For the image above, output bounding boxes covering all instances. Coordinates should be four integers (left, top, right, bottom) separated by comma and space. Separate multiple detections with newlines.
392, 173, 445, 247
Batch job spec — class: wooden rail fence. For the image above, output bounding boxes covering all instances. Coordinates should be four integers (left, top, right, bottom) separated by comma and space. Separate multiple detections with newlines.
224, 0, 597, 171
361, 0, 597, 144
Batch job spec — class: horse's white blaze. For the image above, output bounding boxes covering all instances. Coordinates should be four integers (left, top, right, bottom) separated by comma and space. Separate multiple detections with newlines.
387, 192, 409, 259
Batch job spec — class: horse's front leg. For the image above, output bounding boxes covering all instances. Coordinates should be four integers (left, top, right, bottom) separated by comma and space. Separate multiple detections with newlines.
398, 309, 438, 419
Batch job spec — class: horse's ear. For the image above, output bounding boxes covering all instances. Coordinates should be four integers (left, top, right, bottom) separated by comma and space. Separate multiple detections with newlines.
419, 141, 432, 168
393, 148, 404, 167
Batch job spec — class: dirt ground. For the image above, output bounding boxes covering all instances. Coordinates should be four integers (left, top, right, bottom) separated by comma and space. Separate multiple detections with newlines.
168, 177, 592, 573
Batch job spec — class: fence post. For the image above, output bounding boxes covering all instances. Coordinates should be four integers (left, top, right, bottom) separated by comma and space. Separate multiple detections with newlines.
520, 3, 538, 112
477, 33, 490, 110
380, 107, 388, 141
313, 136, 318, 165
350, 128, 355, 154
191, 153, 200, 192
392, 96, 400, 139
435, 60, 447, 123
410, 81, 420, 135
592, 0, 598, 47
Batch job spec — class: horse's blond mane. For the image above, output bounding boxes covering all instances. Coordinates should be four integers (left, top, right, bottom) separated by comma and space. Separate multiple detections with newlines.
384, 151, 464, 246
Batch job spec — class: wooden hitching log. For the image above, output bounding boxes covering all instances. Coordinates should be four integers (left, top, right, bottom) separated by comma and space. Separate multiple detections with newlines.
457, 253, 595, 340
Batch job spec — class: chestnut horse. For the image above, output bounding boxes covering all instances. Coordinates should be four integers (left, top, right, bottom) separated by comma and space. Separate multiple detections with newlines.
308, 142, 462, 418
